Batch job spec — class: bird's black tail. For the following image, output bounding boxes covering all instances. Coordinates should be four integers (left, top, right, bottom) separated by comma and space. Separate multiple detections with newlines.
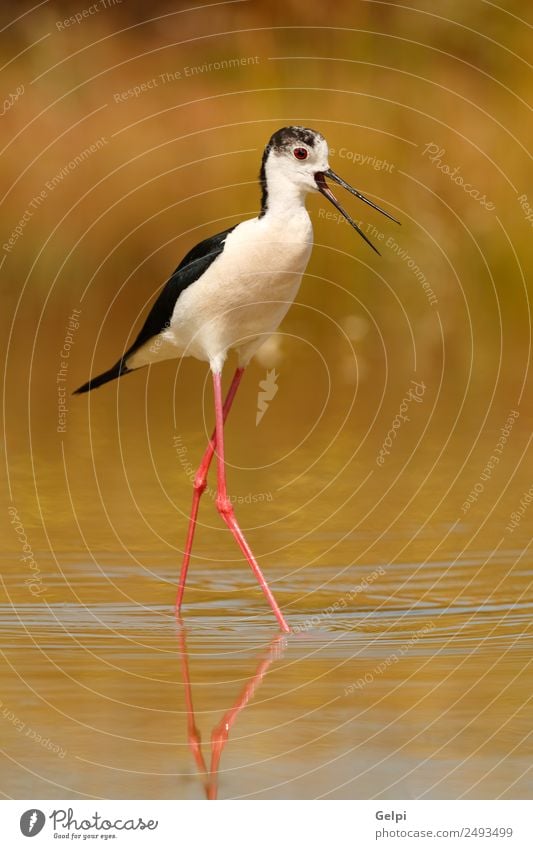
73, 360, 131, 395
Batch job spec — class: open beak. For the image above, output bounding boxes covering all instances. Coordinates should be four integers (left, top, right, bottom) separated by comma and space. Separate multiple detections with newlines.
315, 168, 400, 255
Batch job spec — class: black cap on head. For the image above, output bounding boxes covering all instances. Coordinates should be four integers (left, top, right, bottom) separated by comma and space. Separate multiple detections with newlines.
266, 126, 320, 152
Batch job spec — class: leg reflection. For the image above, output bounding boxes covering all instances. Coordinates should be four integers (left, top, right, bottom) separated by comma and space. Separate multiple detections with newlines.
177, 624, 287, 799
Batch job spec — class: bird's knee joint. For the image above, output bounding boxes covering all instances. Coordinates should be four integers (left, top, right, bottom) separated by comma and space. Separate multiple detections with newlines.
193, 474, 207, 494
216, 496, 233, 517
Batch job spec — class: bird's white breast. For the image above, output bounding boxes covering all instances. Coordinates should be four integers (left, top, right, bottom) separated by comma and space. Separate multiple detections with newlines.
167, 209, 313, 367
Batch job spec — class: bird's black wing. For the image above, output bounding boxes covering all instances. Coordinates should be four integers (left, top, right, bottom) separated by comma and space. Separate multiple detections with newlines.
124, 224, 236, 362
73, 225, 235, 394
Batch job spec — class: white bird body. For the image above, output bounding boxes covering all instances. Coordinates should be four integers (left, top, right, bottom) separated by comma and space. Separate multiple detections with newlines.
127, 205, 313, 372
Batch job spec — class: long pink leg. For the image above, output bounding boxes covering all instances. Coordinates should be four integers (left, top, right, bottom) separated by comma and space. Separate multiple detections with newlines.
212, 370, 290, 633
176, 367, 244, 611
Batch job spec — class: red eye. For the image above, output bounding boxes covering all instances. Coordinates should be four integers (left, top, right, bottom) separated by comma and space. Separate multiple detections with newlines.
293, 147, 308, 160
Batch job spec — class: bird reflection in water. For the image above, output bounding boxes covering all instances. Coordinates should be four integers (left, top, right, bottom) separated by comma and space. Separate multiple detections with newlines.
176, 626, 287, 799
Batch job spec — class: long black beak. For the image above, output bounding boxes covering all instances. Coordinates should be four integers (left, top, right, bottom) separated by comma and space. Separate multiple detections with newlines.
315, 168, 400, 255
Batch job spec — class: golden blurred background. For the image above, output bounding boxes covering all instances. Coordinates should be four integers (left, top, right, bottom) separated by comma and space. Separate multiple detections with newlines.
3, 0, 531, 546
1, 0, 532, 800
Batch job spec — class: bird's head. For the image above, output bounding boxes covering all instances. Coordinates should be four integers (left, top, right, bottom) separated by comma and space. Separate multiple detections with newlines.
260, 126, 329, 197
260, 126, 399, 253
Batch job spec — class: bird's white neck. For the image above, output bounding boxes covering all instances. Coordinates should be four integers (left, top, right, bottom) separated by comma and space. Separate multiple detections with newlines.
261, 161, 311, 220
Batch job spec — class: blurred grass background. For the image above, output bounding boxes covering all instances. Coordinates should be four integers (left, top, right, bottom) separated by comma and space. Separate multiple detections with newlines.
1, 0, 531, 561
2, 3, 532, 801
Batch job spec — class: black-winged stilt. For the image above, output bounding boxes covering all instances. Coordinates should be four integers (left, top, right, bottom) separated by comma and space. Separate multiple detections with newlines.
74, 126, 399, 633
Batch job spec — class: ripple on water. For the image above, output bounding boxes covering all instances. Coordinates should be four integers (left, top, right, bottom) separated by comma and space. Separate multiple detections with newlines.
0, 594, 531, 661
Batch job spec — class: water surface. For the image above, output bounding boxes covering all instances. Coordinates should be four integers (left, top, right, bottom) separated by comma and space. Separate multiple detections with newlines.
2, 401, 531, 799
